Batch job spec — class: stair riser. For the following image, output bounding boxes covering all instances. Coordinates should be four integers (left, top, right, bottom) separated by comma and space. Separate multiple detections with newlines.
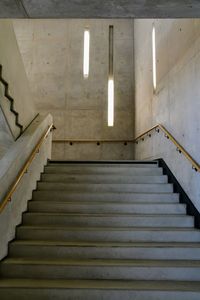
45, 165, 158, 171
1, 289, 200, 300
33, 191, 179, 203
2, 265, 200, 281
2, 161, 200, 298
9, 245, 200, 260
16, 229, 200, 242
22, 215, 194, 228
44, 168, 163, 175
46, 163, 158, 168
28, 202, 186, 214
41, 174, 168, 184
37, 183, 173, 193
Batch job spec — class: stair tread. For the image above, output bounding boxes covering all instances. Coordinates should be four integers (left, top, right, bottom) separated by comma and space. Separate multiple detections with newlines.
3, 258, 200, 267
0, 279, 200, 291
34, 191, 177, 193
2, 160, 200, 295
38, 183, 171, 186
11, 240, 200, 248
46, 164, 158, 167
42, 180, 165, 183
33, 191, 177, 195
48, 160, 158, 163
18, 226, 197, 232
42, 172, 164, 178
23, 212, 190, 217
30, 201, 182, 205
45, 163, 161, 170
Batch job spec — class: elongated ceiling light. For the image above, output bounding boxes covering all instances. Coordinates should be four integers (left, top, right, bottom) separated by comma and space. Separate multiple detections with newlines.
152, 25, 157, 91
83, 28, 90, 78
108, 25, 114, 127
108, 78, 114, 127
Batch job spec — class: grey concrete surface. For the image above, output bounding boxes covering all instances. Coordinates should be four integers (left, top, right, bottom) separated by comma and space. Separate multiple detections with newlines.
22, 213, 194, 227
2, 1, 200, 18
28, 201, 186, 214
9, 240, 200, 260
44, 165, 161, 174
41, 173, 168, 183
0, 282, 200, 300
134, 19, 200, 211
0, 107, 14, 159
33, 190, 179, 202
2, 259, 200, 281
0, 1, 25, 18
1, 161, 200, 298
13, 19, 135, 160
0, 114, 52, 259
36, 182, 173, 193
17, 226, 200, 243
0, 20, 36, 138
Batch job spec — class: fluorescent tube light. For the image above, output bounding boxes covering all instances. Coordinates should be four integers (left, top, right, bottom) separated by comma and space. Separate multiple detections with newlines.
83, 29, 90, 78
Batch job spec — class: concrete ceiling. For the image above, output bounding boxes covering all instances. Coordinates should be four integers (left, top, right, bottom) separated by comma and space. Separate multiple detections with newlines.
1, 0, 200, 18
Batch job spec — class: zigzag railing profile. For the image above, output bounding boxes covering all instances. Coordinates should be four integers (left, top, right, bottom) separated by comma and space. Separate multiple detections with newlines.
0, 65, 23, 138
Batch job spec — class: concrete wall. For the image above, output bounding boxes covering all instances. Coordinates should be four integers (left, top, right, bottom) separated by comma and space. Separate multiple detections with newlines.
0, 107, 14, 159
0, 114, 52, 259
0, 20, 36, 138
13, 19, 134, 160
134, 19, 200, 211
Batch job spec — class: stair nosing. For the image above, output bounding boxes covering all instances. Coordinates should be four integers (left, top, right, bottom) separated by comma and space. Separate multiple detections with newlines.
0, 279, 200, 291
3, 258, 200, 267
17, 226, 198, 232
10, 240, 200, 248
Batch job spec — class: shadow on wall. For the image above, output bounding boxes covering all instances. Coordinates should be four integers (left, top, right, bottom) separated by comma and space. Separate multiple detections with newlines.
0, 107, 14, 159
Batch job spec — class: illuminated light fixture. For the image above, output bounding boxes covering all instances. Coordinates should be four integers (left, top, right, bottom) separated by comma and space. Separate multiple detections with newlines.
83, 28, 90, 78
108, 25, 114, 127
108, 77, 114, 127
152, 25, 157, 91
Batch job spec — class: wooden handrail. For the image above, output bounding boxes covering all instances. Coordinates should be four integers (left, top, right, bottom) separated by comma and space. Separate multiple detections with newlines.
0, 123, 54, 213
134, 124, 200, 173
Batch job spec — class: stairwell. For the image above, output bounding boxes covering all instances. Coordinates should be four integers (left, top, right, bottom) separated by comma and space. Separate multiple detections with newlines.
0, 160, 200, 299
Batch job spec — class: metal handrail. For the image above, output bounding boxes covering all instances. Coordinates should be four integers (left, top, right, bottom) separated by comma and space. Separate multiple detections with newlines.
134, 124, 200, 172
0, 123, 54, 213
53, 139, 134, 143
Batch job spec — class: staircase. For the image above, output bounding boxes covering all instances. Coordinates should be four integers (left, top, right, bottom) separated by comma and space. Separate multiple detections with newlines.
0, 160, 200, 299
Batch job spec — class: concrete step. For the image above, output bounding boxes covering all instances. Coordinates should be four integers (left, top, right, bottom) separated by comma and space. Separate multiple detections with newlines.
1, 258, 200, 281
1, 160, 199, 299
48, 160, 157, 164
22, 213, 194, 228
44, 166, 163, 175
41, 173, 168, 184
9, 241, 200, 260
16, 226, 200, 242
28, 201, 186, 214
37, 182, 173, 193
33, 190, 179, 203
0, 279, 200, 300
46, 162, 158, 168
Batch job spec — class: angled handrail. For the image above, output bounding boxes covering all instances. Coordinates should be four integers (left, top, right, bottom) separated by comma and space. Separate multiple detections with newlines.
53, 139, 134, 143
134, 124, 200, 173
0, 123, 54, 213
